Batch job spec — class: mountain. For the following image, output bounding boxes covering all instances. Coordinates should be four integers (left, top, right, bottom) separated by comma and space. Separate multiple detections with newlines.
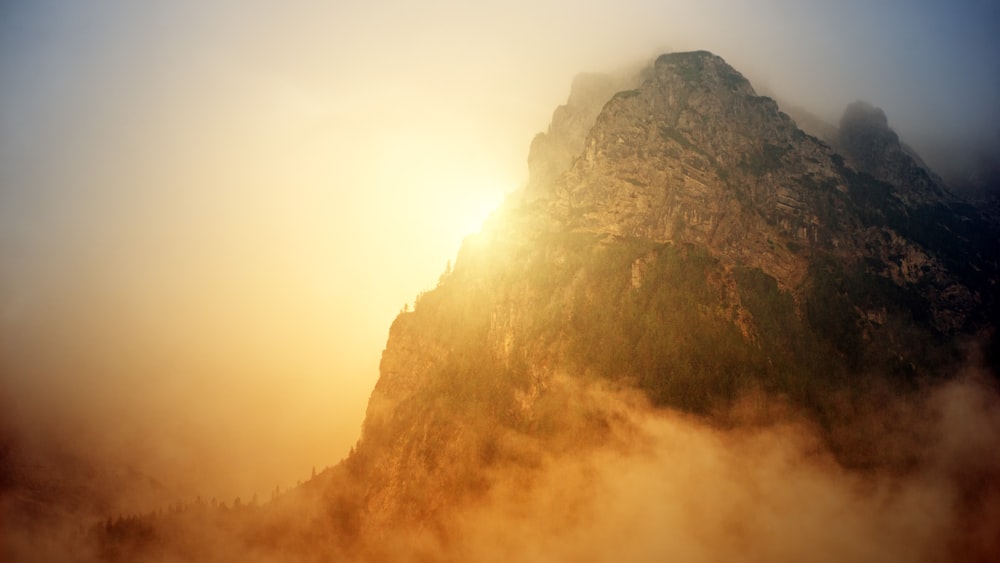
63, 50, 1000, 561
354, 48, 999, 539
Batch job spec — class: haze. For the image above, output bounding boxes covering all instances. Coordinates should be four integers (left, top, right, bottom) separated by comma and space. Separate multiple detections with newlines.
2, 0, 998, 504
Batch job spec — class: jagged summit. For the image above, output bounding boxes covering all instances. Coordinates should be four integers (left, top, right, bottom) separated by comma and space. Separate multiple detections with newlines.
652, 50, 756, 94
540, 51, 843, 289
521, 51, 992, 331
526, 51, 758, 201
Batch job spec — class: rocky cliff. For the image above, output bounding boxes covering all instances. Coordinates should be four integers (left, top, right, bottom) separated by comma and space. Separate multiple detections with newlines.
352, 50, 998, 539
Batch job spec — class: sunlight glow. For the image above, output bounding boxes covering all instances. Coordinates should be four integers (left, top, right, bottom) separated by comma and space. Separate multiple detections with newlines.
447, 180, 508, 240
3, 0, 996, 515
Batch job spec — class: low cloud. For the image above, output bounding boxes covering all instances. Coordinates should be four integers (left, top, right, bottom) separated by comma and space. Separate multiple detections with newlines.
4, 370, 998, 562
412, 373, 1000, 563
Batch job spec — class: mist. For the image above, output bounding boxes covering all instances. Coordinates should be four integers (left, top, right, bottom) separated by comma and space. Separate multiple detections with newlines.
2, 0, 999, 521
429, 373, 1000, 563
16, 370, 995, 562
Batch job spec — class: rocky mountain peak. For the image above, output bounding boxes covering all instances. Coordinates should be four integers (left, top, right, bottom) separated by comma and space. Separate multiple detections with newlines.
541, 51, 839, 290
524, 51, 992, 335
652, 50, 757, 97
841, 100, 890, 132
360, 52, 996, 455
837, 100, 950, 204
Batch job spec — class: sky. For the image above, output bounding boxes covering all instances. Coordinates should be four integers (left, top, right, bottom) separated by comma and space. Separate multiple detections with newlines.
1, 0, 998, 503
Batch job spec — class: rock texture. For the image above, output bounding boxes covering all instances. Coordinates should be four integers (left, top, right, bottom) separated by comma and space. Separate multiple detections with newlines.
525, 73, 631, 197
548, 52, 838, 289
352, 50, 999, 536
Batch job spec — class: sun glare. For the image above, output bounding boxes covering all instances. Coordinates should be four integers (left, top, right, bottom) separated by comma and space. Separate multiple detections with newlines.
452, 181, 507, 238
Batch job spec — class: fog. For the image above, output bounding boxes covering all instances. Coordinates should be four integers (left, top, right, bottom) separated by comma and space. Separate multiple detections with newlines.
429, 373, 1000, 563
2, 0, 999, 512
12, 370, 995, 562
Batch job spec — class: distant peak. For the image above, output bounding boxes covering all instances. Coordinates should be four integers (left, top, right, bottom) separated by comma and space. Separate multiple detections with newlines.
840, 101, 890, 132
837, 100, 950, 202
